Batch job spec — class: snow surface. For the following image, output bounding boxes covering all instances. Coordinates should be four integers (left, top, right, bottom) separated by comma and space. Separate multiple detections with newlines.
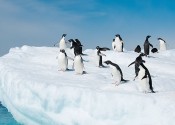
0, 45, 175, 125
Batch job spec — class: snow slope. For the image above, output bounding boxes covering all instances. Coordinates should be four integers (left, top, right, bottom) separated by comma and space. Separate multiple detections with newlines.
0, 45, 175, 125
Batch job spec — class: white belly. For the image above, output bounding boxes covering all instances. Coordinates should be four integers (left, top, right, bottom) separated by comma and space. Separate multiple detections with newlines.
113, 40, 123, 52
59, 39, 67, 50
137, 66, 151, 92
160, 42, 166, 51
111, 66, 121, 83
58, 53, 68, 71
74, 56, 84, 74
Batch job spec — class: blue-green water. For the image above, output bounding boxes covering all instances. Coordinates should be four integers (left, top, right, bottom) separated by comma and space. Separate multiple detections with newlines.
0, 103, 20, 125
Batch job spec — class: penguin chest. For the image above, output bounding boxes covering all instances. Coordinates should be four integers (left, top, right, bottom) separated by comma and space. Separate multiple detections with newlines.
138, 66, 150, 92
74, 56, 84, 74
111, 66, 121, 82
115, 41, 123, 52
59, 39, 67, 49
160, 42, 166, 51
58, 53, 68, 71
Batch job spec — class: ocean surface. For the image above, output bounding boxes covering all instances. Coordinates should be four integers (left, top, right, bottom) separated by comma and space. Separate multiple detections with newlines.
0, 102, 20, 125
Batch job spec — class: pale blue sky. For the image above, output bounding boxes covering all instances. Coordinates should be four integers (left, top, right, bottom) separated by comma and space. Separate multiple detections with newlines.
0, 0, 175, 56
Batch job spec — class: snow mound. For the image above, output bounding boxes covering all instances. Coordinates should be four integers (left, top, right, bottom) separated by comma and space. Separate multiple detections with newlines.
0, 45, 175, 125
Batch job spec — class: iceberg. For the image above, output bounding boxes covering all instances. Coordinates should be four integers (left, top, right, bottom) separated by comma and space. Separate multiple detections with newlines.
0, 45, 175, 125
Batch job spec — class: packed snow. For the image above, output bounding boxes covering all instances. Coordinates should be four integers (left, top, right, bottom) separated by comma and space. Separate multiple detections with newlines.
0, 45, 175, 125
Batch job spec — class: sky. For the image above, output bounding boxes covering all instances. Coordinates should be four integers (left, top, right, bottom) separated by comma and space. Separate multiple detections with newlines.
0, 0, 175, 56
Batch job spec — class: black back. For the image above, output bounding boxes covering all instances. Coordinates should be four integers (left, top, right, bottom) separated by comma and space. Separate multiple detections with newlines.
128, 53, 145, 78
151, 48, 158, 53
104, 60, 128, 82
144, 35, 153, 56
134, 45, 141, 53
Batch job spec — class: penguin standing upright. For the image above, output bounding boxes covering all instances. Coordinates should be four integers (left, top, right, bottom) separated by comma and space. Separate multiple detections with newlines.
96, 46, 110, 67
144, 35, 153, 56
128, 53, 146, 80
137, 63, 155, 93
158, 38, 167, 51
75, 39, 84, 55
59, 34, 67, 50
104, 60, 128, 86
74, 53, 84, 74
69, 39, 84, 56
58, 49, 68, 71
112, 34, 124, 52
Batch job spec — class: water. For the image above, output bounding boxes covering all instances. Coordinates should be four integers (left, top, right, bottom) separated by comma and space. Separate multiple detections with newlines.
0, 103, 20, 125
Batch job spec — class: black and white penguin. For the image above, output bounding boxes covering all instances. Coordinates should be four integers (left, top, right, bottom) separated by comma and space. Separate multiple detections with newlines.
73, 53, 85, 74
104, 60, 128, 85
137, 62, 155, 93
158, 38, 167, 51
59, 34, 67, 50
75, 39, 85, 55
58, 49, 68, 71
112, 34, 124, 52
134, 45, 141, 53
96, 46, 110, 67
151, 48, 158, 53
69, 39, 84, 56
144, 35, 153, 56
128, 53, 146, 80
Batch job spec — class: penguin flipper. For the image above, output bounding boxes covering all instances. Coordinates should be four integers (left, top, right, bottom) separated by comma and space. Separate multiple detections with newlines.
128, 61, 135, 67
141, 75, 147, 80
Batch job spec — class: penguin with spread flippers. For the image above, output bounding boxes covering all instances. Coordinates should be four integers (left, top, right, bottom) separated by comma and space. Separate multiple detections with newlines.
128, 53, 146, 80
104, 60, 129, 86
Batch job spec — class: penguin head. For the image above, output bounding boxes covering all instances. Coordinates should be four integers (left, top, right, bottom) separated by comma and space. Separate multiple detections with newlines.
115, 34, 120, 37
104, 60, 112, 65
112, 39, 115, 42
60, 49, 66, 53
115, 34, 122, 40
158, 38, 166, 43
96, 46, 100, 50
139, 53, 146, 57
146, 35, 151, 39
62, 34, 67, 38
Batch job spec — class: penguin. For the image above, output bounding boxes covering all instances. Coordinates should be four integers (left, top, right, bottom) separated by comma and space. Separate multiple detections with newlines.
112, 34, 124, 52
69, 39, 84, 56
134, 45, 141, 53
151, 48, 158, 53
158, 38, 167, 51
75, 39, 85, 55
144, 35, 153, 56
73, 53, 85, 74
128, 53, 146, 80
137, 62, 155, 93
58, 49, 68, 71
96, 46, 110, 67
104, 60, 129, 85
59, 34, 67, 50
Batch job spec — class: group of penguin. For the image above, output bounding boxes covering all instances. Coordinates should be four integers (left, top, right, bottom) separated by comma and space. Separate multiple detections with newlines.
56, 34, 167, 93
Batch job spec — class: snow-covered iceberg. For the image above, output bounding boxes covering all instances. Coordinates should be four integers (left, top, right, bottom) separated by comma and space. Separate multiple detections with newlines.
0, 45, 175, 125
